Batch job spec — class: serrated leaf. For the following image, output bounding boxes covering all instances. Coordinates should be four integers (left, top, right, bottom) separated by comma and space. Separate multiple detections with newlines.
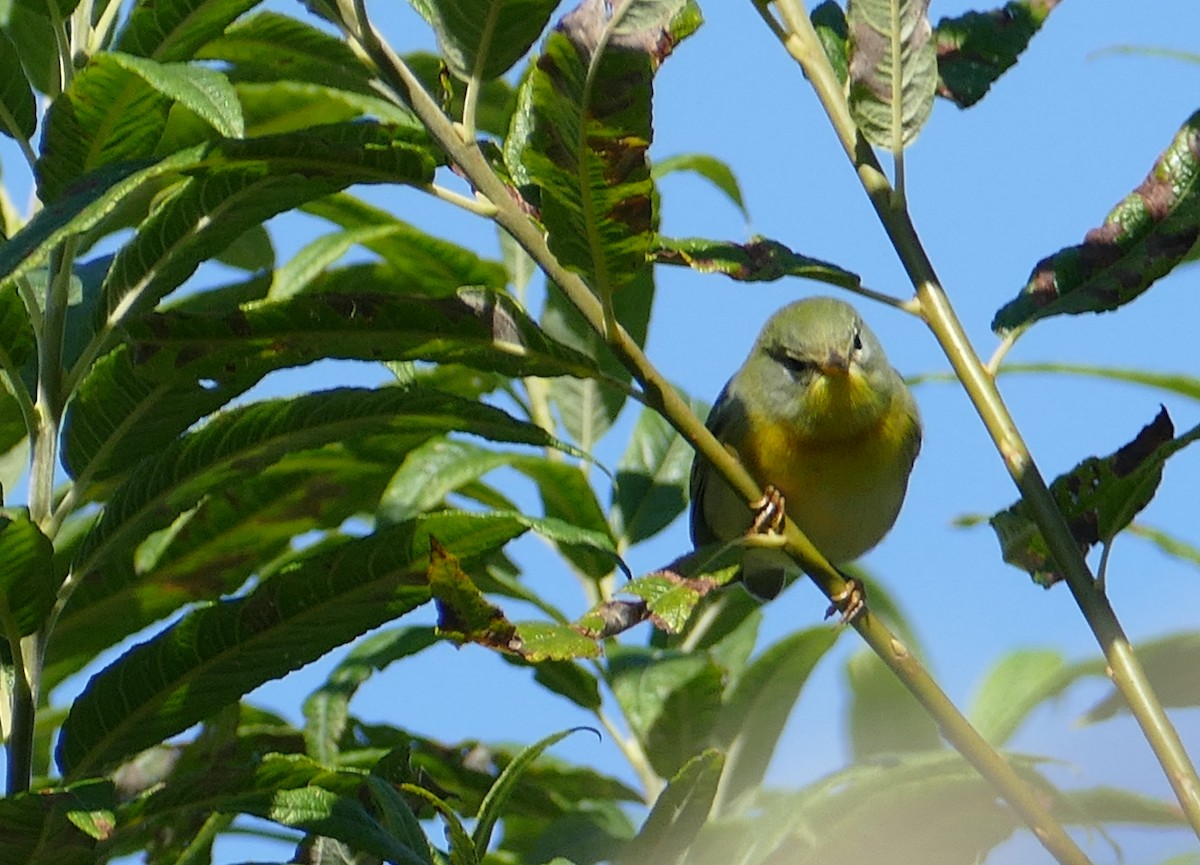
846, 648, 941, 761
303, 193, 507, 291
620, 569, 733, 634
935, 0, 1059, 109
994, 111, 1200, 333
614, 749, 722, 865
304, 626, 440, 763
0, 780, 115, 865
968, 648, 1070, 746
106, 52, 243, 137
57, 512, 528, 777
409, 0, 559, 81
609, 646, 724, 778
513, 621, 602, 661
990, 407, 1200, 586
47, 438, 422, 691
522, 0, 701, 298
72, 386, 557, 585
116, 0, 264, 62
847, 0, 937, 151
196, 10, 375, 94
98, 122, 437, 326
652, 154, 748, 220
652, 236, 860, 287
0, 508, 57, 637
713, 627, 840, 809
0, 27, 36, 140
611, 396, 706, 545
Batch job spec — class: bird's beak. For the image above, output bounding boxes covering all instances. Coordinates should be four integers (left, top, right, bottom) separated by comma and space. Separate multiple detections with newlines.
818, 351, 850, 377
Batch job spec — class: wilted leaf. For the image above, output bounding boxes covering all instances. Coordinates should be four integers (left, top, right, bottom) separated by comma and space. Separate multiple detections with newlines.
429, 536, 522, 652
847, 0, 937, 151
935, 0, 1060, 108
989, 407, 1200, 585
993, 111, 1200, 333
652, 236, 859, 287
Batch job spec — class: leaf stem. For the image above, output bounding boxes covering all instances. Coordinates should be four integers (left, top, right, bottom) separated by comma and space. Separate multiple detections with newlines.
764, 0, 1200, 844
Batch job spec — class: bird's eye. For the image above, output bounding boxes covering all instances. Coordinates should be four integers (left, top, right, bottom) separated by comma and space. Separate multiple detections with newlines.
772, 349, 813, 377
852, 328, 864, 353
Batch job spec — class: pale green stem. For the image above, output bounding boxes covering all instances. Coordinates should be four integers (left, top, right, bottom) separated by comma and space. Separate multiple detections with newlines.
766, 0, 1200, 843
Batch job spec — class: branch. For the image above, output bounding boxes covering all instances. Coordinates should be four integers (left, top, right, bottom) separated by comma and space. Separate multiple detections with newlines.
763, 0, 1200, 844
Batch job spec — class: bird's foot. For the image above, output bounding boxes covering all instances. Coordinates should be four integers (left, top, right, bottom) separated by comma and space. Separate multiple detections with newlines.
825, 575, 866, 624
748, 485, 786, 535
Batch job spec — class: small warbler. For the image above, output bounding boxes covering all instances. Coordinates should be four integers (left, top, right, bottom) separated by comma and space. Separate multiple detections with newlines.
689, 296, 921, 598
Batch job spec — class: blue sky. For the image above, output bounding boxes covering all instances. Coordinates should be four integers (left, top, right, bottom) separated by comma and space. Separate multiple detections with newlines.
6, 1, 1200, 863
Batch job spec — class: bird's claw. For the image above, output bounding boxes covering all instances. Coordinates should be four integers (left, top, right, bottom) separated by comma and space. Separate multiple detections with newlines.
748, 485, 786, 535
825, 576, 866, 625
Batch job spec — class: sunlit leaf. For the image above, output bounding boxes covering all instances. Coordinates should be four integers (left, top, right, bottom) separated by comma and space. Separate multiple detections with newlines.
106, 52, 244, 137
652, 154, 748, 220
847, 0, 937, 151
409, 0, 559, 81
993, 110, 1200, 333
116, 0, 264, 62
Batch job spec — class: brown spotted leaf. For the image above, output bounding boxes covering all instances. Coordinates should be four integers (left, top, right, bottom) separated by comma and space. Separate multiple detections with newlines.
429, 536, 522, 652
516, 0, 702, 298
993, 111, 1200, 334
652, 236, 859, 287
935, 1, 1060, 109
989, 408, 1200, 586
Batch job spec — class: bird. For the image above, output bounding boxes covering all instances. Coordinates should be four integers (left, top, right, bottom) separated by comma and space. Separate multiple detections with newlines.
689, 296, 921, 604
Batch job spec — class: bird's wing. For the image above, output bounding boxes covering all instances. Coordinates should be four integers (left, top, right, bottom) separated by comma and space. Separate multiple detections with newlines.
689, 379, 738, 546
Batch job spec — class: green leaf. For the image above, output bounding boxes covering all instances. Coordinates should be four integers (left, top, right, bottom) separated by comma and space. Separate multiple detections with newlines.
72, 386, 556, 585
542, 274, 652, 449
98, 122, 437, 325
521, 0, 701, 298
380, 438, 517, 524
106, 52, 243, 137
652, 154, 748, 220
968, 648, 1071, 746
1, 1, 61, 95
614, 750, 723, 865
407, 51, 517, 137
993, 110, 1200, 333
57, 511, 528, 777
713, 627, 840, 809
214, 222, 275, 271
1080, 631, 1200, 724
609, 646, 724, 778
409, 0, 559, 81
514, 621, 602, 662
846, 648, 942, 761
935, 1, 1058, 109
304, 626, 440, 764
473, 727, 589, 853
0, 508, 56, 637
847, 0, 937, 151
0, 27, 36, 140
47, 437, 425, 691
811, 0, 850, 86
35, 55, 175, 202
195, 10, 375, 94
995, 362, 1200, 403
620, 568, 734, 635
302, 193, 508, 292
611, 396, 706, 546
0, 780, 115, 865
989, 407, 1200, 586
652, 236, 860, 287
1130, 522, 1200, 570
513, 457, 618, 581
116, 0, 264, 62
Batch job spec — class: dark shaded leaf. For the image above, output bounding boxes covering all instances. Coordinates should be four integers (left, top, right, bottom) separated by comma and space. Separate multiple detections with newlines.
614, 749, 722, 865
410, 0, 559, 81
847, 0, 937, 150
993, 111, 1200, 333
990, 407, 1200, 585
0, 27, 36, 140
0, 508, 57, 637
811, 0, 850, 86
116, 0, 264, 62
57, 511, 528, 777
0, 780, 115, 865
935, 0, 1060, 108
430, 536, 522, 652
652, 236, 859, 287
